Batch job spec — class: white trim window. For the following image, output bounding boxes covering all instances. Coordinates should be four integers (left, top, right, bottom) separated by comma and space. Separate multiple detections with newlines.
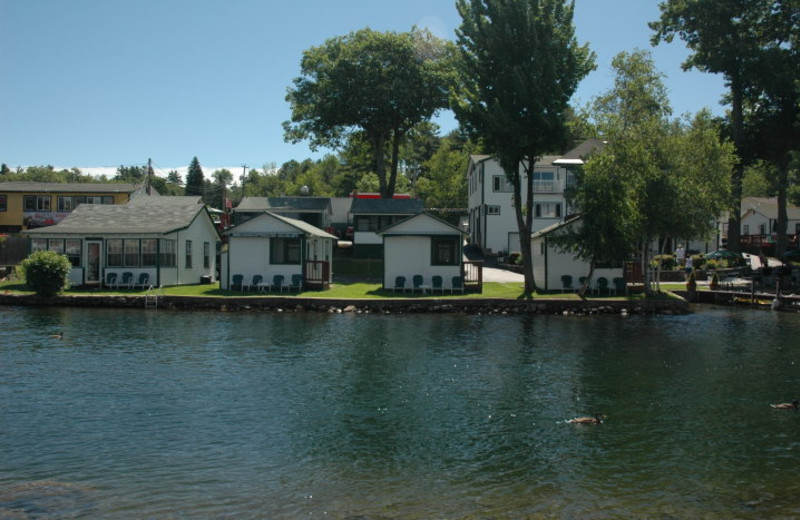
487, 205, 501, 215
492, 175, 514, 192
534, 203, 562, 219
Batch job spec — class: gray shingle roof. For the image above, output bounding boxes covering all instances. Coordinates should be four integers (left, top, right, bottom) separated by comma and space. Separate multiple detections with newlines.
350, 198, 424, 215
225, 211, 337, 239
234, 196, 331, 212
0, 181, 140, 193
24, 202, 210, 235
127, 195, 203, 206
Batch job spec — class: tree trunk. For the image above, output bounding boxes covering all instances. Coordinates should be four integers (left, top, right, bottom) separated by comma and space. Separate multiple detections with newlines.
775, 154, 790, 257
386, 130, 403, 199
515, 159, 537, 295
372, 133, 389, 198
727, 77, 745, 253
578, 260, 595, 300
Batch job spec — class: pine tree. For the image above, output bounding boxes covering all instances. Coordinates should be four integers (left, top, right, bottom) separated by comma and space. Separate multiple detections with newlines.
185, 157, 205, 198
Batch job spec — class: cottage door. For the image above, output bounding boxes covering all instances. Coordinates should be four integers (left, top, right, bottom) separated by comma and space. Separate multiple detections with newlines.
86, 240, 102, 284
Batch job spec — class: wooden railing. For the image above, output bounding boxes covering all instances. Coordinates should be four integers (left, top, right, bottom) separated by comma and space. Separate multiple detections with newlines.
464, 260, 483, 293
304, 260, 331, 289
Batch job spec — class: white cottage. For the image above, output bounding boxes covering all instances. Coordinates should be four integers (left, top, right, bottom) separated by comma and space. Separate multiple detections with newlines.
23, 198, 220, 287
531, 217, 624, 294
221, 211, 336, 291
378, 212, 475, 293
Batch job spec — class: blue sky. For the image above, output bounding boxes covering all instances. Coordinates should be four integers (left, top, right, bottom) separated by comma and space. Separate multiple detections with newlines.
1, 0, 727, 178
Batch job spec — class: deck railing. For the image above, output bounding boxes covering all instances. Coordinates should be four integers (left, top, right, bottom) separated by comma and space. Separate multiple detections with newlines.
304, 260, 331, 289
464, 260, 483, 293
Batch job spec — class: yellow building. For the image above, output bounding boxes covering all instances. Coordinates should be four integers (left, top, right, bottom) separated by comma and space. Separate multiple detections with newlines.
0, 182, 144, 233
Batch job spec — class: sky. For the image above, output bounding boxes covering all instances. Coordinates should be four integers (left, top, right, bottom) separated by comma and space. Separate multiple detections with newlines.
0, 0, 728, 179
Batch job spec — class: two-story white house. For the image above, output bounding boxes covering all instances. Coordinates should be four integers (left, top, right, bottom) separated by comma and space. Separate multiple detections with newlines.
466, 139, 605, 255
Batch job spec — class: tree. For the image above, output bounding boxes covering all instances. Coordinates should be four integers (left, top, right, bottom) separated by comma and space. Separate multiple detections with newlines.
115, 165, 146, 183
208, 168, 233, 209
650, 0, 795, 252
584, 50, 736, 294
454, 0, 595, 295
284, 27, 456, 198
415, 129, 475, 209
185, 157, 205, 198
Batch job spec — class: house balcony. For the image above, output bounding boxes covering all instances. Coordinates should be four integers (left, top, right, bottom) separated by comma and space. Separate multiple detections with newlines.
533, 181, 561, 193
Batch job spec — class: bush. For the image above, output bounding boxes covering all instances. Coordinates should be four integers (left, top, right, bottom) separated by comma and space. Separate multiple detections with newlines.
653, 254, 677, 270
508, 252, 522, 266
691, 254, 705, 269
21, 250, 72, 296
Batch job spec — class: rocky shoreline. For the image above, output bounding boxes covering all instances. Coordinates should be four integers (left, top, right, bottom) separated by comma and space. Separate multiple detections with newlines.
0, 292, 689, 315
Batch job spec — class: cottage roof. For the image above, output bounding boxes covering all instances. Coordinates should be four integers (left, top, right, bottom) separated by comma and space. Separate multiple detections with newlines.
350, 197, 423, 215
224, 211, 337, 239
127, 195, 203, 206
741, 197, 800, 221
378, 212, 468, 236
234, 196, 331, 213
0, 181, 140, 193
23, 202, 213, 236
531, 215, 581, 239
561, 138, 607, 160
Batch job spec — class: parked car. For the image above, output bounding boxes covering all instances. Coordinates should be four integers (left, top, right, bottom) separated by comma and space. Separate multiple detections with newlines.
781, 249, 800, 263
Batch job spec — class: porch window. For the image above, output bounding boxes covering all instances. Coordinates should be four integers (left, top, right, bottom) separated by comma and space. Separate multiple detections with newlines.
160, 239, 176, 267
271, 237, 301, 264
431, 237, 459, 266
185, 240, 193, 268
31, 238, 47, 252
141, 239, 157, 267
0, 194, 6, 212
124, 239, 139, 267
203, 242, 210, 269
107, 239, 123, 267
23, 195, 51, 211
65, 239, 81, 267
47, 239, 64, 254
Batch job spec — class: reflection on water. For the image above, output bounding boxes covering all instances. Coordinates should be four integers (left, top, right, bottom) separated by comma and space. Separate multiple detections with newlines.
1, 305, 799, 519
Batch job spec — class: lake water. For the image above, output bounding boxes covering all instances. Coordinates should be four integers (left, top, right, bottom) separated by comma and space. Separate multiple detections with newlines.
1, 305, 799, 519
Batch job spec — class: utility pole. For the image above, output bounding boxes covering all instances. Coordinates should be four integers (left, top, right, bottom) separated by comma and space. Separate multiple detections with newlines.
146, 158, 153, 195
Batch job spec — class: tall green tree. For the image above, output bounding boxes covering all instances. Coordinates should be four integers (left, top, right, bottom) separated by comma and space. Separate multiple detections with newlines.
650, 0, 793, 252
585, 50, 735, 294
284, 27, 456, 198
454, 0, 595, 295
185, 157, 205, 198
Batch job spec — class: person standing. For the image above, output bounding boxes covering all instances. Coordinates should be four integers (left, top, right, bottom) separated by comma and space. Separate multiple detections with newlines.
675, 244, 686, 267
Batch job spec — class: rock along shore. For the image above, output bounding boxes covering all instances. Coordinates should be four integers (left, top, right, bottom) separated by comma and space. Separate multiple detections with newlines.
0, 293, 689, 316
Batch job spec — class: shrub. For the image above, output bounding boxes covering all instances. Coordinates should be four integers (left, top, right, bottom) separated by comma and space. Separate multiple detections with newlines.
653, 254, 677, 270
710, 271, 720, 291
691, 254, 705, 269
686, 271, 697, 292
508, 252, 522, 266
21, 250, 72, 296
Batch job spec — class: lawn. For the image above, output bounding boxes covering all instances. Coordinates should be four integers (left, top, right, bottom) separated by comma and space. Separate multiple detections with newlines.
1, 277, 686, 301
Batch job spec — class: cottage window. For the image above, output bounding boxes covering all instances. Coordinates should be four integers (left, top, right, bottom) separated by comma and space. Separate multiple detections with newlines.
57, 196, 73, 212
203, 242, 210, 269
124, 239, 140, 267
47, 239, 64, 254
31, 238, 47, 252
487, 205, 500, 215
534, 203, 562, 218
65, 239, 81, 267
23, 195, 51, 211
160, 239, 176, 267
141, 239, 157, 267
185, 240, 193, 268
0, 194, 7, 212
271, 237, 301, 264
743, 225, 750, 235
107, 239, 123, 267
431, 237, 459, 266
492, 175, 514, 192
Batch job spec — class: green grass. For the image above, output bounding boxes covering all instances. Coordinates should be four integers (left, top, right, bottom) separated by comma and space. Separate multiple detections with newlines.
1, 277, 684, 301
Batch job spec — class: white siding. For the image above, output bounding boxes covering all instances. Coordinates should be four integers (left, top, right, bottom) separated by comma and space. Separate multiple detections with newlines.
383, 236, 461, 290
